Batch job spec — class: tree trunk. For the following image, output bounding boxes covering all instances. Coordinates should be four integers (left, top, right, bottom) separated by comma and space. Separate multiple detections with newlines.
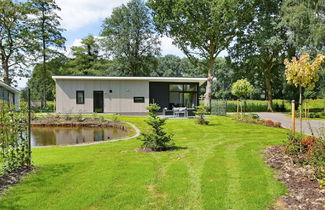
299, 85, 302, 135
41, 8, 47, 108
1, 57, 11, 85
264, 69, 273, 112
204, 58, 215, 108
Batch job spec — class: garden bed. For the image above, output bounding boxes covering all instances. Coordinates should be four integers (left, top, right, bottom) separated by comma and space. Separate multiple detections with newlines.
265, 146, 324, 209
0, 166, 33, 196
32, 116, 129, 131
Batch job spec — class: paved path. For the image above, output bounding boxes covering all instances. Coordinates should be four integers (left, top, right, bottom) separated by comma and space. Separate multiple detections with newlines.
256, 113, 325, 137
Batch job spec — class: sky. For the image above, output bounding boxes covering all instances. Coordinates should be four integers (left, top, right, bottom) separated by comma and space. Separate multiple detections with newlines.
16, 0, 226, 89
57, 0, 185, 57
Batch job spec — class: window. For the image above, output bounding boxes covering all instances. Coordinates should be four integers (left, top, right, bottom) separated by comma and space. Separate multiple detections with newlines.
169, 84, 198, 108
76, 91, 84, 104
134, 97, 145, 103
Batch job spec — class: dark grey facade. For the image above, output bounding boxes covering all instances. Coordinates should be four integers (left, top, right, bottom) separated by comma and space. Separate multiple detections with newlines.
149, 82, 200, 110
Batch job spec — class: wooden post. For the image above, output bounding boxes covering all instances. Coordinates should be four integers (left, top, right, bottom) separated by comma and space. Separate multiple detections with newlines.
28, 88, 32, 166
291, 100, 295, 135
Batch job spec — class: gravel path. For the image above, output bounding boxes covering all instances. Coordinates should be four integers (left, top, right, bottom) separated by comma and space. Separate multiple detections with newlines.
256, 113, 325, 137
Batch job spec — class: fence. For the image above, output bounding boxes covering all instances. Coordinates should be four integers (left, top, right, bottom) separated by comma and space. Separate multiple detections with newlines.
211, 100, 227, 116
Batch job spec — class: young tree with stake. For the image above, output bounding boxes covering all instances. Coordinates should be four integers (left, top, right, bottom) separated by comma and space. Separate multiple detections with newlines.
284, 54, 325, 134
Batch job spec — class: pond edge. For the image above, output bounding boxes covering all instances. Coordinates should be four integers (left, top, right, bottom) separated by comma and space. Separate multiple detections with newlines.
33, 121, 141, 148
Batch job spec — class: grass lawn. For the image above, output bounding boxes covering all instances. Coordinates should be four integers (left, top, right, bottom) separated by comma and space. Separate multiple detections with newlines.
0, 116, 287, 210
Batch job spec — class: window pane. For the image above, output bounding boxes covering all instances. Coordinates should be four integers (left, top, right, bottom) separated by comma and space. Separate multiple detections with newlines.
169, 84, 183, 91
134, 97, 145, 103
184, 84, 197, 92
184, 93, 197, 108
77, 91, 84, 104
169, 92, 183, 107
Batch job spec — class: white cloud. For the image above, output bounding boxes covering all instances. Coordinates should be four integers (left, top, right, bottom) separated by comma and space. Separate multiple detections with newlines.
159, 36, 185, 57
56, 0, 129, 31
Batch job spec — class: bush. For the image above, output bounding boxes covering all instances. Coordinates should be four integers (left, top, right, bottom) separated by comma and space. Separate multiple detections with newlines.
138, 104, 174, 151
286, 133, 325, 179
0, 104, 31, 174
194, 106, 209, 125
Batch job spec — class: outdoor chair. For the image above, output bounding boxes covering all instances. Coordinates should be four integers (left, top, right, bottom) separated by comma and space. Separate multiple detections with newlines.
173, 107, 188, 118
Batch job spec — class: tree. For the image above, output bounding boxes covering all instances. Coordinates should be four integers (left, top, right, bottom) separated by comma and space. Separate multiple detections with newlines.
151, 55, 184, 77
231, 79, 255, 99
0, 0, 32, 85
284, 54, 325, 134
28, 55, 67, 102
65, 35, 112, 76
228, 0, 287, 111
212, 58, 234, 99
101, 0, 160, 76
231, 79, 254, 114
29, 0, 66, 107
138, 103, 174, 151
148, 0, 254, 106
280, 0, 325, 55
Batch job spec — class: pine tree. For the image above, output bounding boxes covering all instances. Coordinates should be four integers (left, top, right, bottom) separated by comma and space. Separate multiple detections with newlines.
30, 0, 65, 107
138, 104, 174, 151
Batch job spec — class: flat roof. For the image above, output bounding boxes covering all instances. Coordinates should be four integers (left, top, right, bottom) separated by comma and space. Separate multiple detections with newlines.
52, 76, 207, 85
0, 81, 19, 93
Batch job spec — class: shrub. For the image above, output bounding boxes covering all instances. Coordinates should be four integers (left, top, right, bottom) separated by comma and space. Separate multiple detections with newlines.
286, 133, 325, 179
265, 120, 274, 127
138, 104, 174, 151
0, 104, 31, 174
194, 106, 209, 125
274, 122, 282, 128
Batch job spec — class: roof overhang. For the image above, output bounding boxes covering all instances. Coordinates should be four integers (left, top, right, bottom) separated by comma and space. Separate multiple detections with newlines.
0, 81, 19, 93
52, 76, 207, 86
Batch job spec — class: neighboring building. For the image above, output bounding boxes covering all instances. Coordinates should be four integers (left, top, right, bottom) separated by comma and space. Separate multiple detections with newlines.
0, 81, 20, 107
52, 76, 206, 114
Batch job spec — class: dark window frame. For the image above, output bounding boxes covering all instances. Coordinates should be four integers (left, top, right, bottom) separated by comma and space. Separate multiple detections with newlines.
168, 83, 198, 108
76, 90, 85, 104
134, 97, 145, 103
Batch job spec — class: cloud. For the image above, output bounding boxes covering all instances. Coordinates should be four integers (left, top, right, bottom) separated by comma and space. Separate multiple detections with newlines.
56, 0, 129, 31
160, 36, 185, 57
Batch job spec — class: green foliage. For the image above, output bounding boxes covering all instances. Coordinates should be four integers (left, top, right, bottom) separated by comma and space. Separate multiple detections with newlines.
148, 0, 254, 105
231, 79, 254, 99
27, 56, 67, 102
220, 99, 290, 112
0, 104, 30, 174
0, 0, 33, 85
101, 0, 160, 76
0, 115, 288, 209
194, 106, 209, 125
227, 0, 286, 112
138, 104, 174, 150
65, 35, 112, 76
286, 133, 325, 179
280, 0, 325, 54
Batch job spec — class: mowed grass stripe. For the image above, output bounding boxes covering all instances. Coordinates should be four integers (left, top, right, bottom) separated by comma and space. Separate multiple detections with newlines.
0, 115, 288, 209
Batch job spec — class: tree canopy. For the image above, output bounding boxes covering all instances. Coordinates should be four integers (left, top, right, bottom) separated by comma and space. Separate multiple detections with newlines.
101, 0, 160, 76
148, 0, 254, 106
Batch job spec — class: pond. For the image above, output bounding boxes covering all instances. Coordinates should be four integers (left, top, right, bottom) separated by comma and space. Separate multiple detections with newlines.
31, 126, 129, 146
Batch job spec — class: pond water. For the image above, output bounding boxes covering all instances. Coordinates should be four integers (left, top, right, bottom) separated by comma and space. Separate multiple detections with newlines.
31, 126, 129, 146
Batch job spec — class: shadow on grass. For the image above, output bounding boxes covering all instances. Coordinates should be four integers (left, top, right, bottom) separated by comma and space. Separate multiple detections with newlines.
136, 146, 188, 153
0, 163, 78, 210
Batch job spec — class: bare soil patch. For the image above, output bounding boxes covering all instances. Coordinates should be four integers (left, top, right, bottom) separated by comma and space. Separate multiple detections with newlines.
0, 166, 34, 196
265, 146, 324, 210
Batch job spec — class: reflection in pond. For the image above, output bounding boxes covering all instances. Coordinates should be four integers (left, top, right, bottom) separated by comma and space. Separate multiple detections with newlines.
31, 126, 129, 146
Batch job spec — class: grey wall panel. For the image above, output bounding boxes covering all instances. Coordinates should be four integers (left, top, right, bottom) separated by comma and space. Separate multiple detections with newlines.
55, 79, 149, 114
